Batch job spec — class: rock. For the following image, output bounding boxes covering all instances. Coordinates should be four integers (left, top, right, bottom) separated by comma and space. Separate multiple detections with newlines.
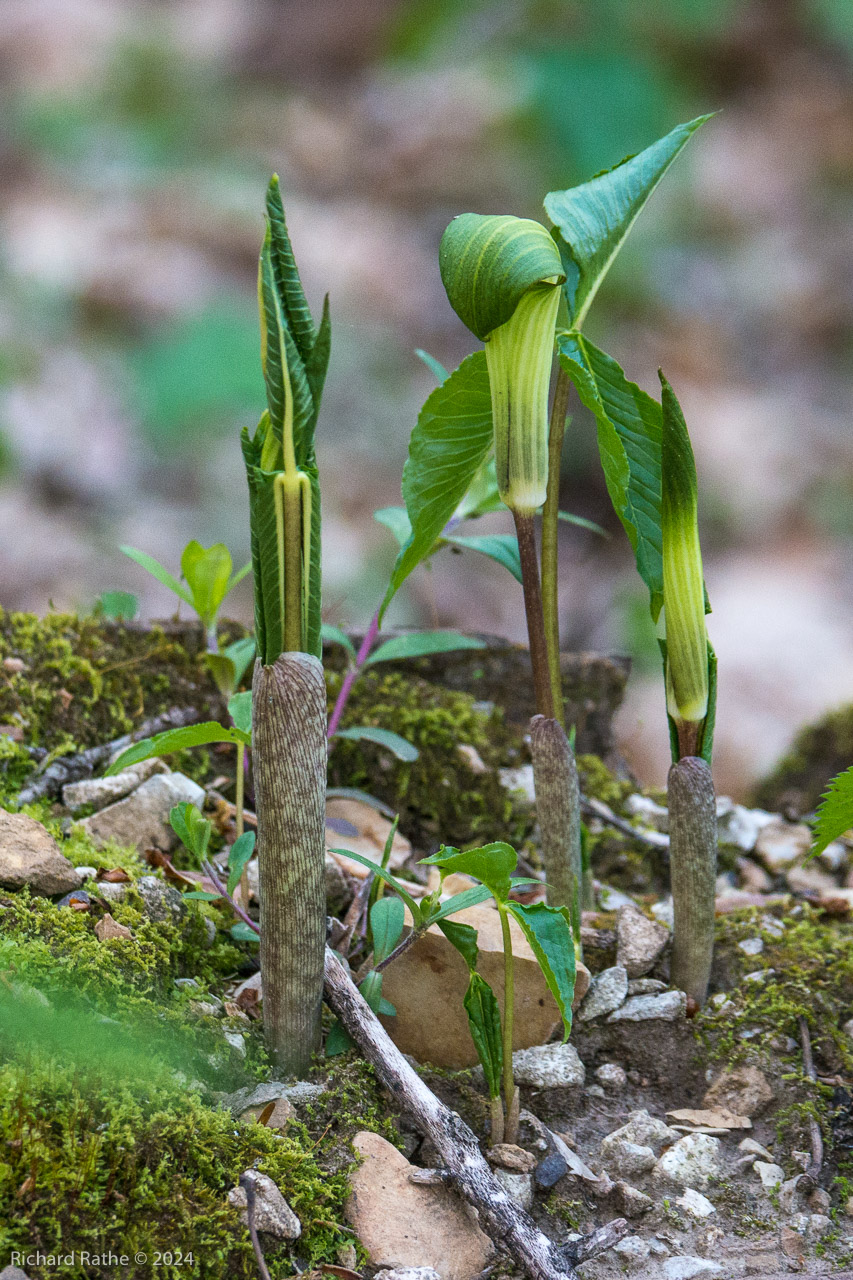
595, 1062, 627, 1091
498, 764, 536, 804
780, 1223, 806, 1262
615, 904, 670, 977
716, 798, 776, 851
808, 1186, 831, 1213
754, 819, 812, 872
79, 773, 205, 852
613, 1234, 651, 1265
608, 991, 686, 1023
0, 808, 81, 895
612, 1181, 654, 1218
738, 1138, 772, 1160
326, 797, 412, 877
778, 1176, 804, 1215
754, 1161, 784, 1191
652, 1134, 721, 1189
228, 1171, 301, 1239
787, 862, 837, 894
627, 978, 667, 995
738, 937, 764, 955
677, 1188, 716, 1218
625, 794, 669, 830
380, 902, 589, 1068
809, 1212, 832, 1236
598, 884, 635, 910
577, 965, 628, 1022
346, 1131, 492, 1280
374, 1270, 441, 1280
62, 758, 168, 813
94, 913, 133, 941
660, 1259, 722, 1279
533, 1152, 568, 1189
0, 1268, 32, 1280
601, 1139, 656, 1179
511, 1043, 585, 1089
223, 1031, 246, 1056
604, 1110, 678, 1157
96, 880, 128, 904
491, 1168, 534, 1209
701, 1064, 774, 1117
74, 865, 97, 879
486, 1144, 536, 1173
136, 875, 186, 925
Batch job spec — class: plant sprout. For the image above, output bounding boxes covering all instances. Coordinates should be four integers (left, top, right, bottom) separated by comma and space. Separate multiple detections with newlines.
120, 540, 249, 652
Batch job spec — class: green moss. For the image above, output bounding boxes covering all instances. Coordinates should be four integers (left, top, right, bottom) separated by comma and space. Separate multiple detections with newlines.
327, 669, 531, 848
753, 702, 853, 815
576, 753, 633, 809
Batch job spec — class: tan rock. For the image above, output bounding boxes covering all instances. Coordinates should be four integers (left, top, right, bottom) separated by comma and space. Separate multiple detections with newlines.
326, 797, 411, 878
0, 808, 81, 895
346, 1131, 492, 1280
702, 1064, 774, 1117
380, 901, 589, 1068
79, 773, 205, 852
94, 913, 133, 941
755, 820, 811, 872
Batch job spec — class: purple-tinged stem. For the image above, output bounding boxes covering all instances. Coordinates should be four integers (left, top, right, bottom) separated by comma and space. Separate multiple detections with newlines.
202, 859, 260, 934
327, 607, 381, 739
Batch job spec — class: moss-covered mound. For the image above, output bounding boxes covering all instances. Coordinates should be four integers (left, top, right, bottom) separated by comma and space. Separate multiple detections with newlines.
753, 702, 853, 816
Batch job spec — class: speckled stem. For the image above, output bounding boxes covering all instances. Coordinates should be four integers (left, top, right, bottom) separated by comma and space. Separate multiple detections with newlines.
529, 714, 582, 944
253, 653, 327, 1074
668, 755, 717, 1007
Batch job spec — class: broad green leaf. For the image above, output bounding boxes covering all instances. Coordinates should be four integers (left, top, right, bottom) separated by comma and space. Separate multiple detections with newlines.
321, 623, 357, 661
365, 631, 486, 667
414, 348, 449, 383
544, 116, 711, 328
325, 1020, 354, 1057
374, 506, 413, 548
370, 896, 406, 964
439, 213, 565, 341
226, 831, 256, 897
454, 456, 503, 520
811, 765, 853, 858
505, 901, 575, 1038
419, 842, 518, 903
437, 918, 480, 971
430, 884, 493, 922
119, 546, 193, 609
231, 921, 260, 942
228, 690, 253, 737
557, 330, 664, 619
204, 653, 238, 698
105, 720, 250, 776
169, 802, 212, 864
328, 850, 423, 922
380, 352, 494, 621
558, 511, 609, 537
96, 590, 138, 621
463, 972, 503, 1098
180, 542, 233, 628
443, 533, 522, 582
333, 726, 419, 762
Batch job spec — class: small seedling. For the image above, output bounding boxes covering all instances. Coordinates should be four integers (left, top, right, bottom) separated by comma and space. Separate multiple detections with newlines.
169, 802, 212, 869
121, 539, 250, 651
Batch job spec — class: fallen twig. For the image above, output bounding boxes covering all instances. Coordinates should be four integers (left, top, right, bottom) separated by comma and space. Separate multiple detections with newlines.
580, 793, 670, 851
797, 1015, 824, 1187
16, 706, 202, 806
324, 946, 628, 1280
239, 1172, 272, 1280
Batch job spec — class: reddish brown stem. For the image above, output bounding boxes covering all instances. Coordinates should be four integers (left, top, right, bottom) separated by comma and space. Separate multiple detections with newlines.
512, 510, 555, 720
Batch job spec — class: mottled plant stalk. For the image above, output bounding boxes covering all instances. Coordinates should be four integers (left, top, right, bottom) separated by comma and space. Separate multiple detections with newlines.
252, 652, 328, 1074
498, 905, 520, 1145
667, 756, 717, 1007
529, 715, 583, 950
513, 511, 555, 720
541, 369, 571, 727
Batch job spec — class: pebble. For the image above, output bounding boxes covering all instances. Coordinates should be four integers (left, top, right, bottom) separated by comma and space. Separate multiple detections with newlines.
79, 772, 206, 853
702, 1065, 774, 1117
94, 913, 133, 941
607, 991, 687, 1022
625, 794, 669, 830
627, 978, 667, 995
661, 1259, 722, 1279
613, 1234, 651, 1264
62, 758, 168, 814
511, 1043, 585, 1089
612, 1181, 654, 1218
754, 819, 811, 871
616, 903, 670, 976
737, 937, 764, 955
490, 1168, 533, 1210
228, 1171, 301, 1239
595, 1062, 627, 1091
808, 1187, 831, 1213
0, 808, 81, 896
601, 1139, 656, 1178
843, 1017, 853, 1040
486, 1144, 536, 1173
676, 1187, 716, 1218
809, 1213, 832, 1236
136, 875, 186, 925
738, 1138, 772, 1160
652, 1134, 721, 1189
374, 1270, 441, 1280
577, 965, 628, 1022
715, 798, 776, 851
651, 897, 674, 928
604, 1110, 678, 1157
223, 1031, 246, 1057
74, 865, 97, 879
754, 1161, 784, 1191
533, 1152, 568, 1190
97, 880, 128, 904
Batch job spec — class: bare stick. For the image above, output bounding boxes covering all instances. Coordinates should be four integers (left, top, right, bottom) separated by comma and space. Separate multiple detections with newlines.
530, 715, 582, 933
324, 947, 628, 1280
239, 1172, 272, 1280
17, 705, 202, 806
668, 756, 717, 1007
253, 654, 327, 1075
797, 1015, 824, 1187
580, 794, 670, 851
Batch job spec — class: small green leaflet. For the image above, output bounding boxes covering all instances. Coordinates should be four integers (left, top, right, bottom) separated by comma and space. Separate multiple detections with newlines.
420, 842, 518, 904
119, 546, 193, 608
365, 632, 486, 666
505, 901, 576, 1038
463, 972, 503, 1099
370, 896, 406, 964
437, 918, 479, 971
105, 720, 251, 776
333, 726, 419, 762
227, 690, 253, 737
544, 116, 711, 329
380, 351, 494, 621
226, 831, 256, 897
231, 921, 260, 942
180, 542, 234, 628
811, 765, 853, 858
169, 803, 212, 864
414, 348, 449, 383
321, 623, 357, 662
443, 533, 522, 582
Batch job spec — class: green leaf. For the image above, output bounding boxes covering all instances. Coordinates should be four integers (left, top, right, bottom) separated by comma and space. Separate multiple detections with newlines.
325, 1020, 354, 1057
119, 546, 193, 609
557, 331, 664, 619
180, 541, 233, 629
370, 896, 406, 964
443, 533, 522, 582
437, 918, 479, 970
226, 831, 256, 897
544, 116, 711, 328
419, 842, 518, 903
333, 726, 419, 762
462, 972, 503, 1098
224, 636, 257, 685
505, 901, 575, 1038
359, 970, 388, 1017
558, 511, 609, 538
181, 890, 222, 902
328, 850, 423, 922
439, 213, 565, 341
206, 636, 256, 698
227, 690, 253, 737
374, 506, 413, 548
105, 721, 250, 776
321, 623, 357, 661
380, 352, 494, 621
365, 631, 486, 666
812, 765, 853, 858
169, 802, 212, 864
227, 561, 252, 594
96, 590, 138, 621
230, 921, 260, 942
430, 884, 493, 922
414, 348, 449, 383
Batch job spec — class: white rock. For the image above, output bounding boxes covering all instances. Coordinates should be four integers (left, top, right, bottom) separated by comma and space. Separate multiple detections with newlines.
498, 765, 535, 805
577, 965, 628, 1022
715, 797, 776, 851
613, 1234, 651, 1264
79, 773, 206, 852
223, 1031, 246, 1057
819, 840, 848, 871
491, 1168, 533, 1210
62, 758, 168, 814
601, 1139, 656, 1179
625, 794, 669, 830
651, 897, 674, 928
616, 904, 670, 976
74, 865, 97, 879
754, 819, 812, 871
374, 1270, 442, 1280
738, 1138, 772, 1160
598, 884, 635, 910
627, 978, 667, 995
608, 991, 686, 1023
809, 1213, 832, 1236
661, 1259, 722, 1279
603, 1110, 678, 1157
511, 1043, 585, 1088
228, 1171, 301, 1239
0, 808, 81, 896
737, 937, 764, 955
595, 1062, 627, 1091
754, 1160, 784, 1191
676, 1187, 716, 1218
843, 1017, 853, 1040
652, 1134, 721, 1189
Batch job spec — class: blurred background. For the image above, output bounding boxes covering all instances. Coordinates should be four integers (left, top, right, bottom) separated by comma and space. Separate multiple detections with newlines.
2, 0, 853, 796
